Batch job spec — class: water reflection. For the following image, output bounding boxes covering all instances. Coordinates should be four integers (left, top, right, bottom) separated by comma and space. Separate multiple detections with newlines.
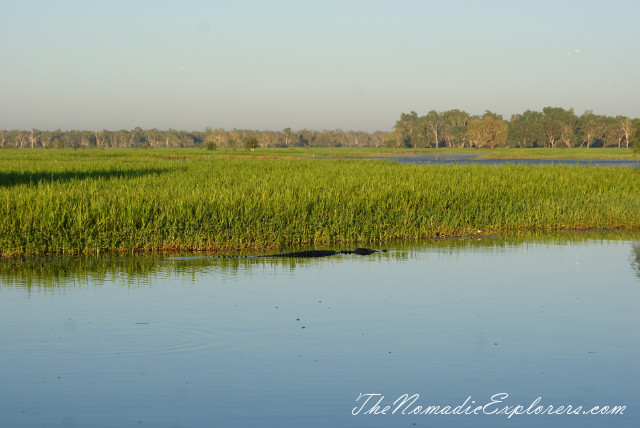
632, 242, 640, 278
1, 232, 639, 428
1, 231, 638, 289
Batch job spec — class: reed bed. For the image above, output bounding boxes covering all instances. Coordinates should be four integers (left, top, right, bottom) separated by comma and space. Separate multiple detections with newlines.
1, 149, 639, 257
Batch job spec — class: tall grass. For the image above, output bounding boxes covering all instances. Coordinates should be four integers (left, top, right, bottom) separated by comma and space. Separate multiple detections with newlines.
1, 149, 640, 257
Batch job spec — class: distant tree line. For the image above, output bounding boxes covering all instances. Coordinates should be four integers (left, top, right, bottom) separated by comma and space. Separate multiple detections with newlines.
2, 107, 639, 150
0, 127, 390, 149
393, 107, 640, 149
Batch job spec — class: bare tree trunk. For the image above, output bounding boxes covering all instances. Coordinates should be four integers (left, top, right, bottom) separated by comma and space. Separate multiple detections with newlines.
16, 132, 25, 148
545, 134, 555, 148
259, 133, 271, 148
29, 129, 37, 149
620, 119, 633, 149
95, 131, 103, 149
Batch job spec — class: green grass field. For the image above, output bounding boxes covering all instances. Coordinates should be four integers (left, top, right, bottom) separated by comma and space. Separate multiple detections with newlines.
1, 148, 639, 257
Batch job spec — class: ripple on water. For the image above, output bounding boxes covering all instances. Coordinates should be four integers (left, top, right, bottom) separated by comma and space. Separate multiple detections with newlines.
22, 321, 220, 357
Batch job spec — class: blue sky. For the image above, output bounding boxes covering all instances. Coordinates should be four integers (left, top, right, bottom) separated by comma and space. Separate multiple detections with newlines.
1, 0, 639, 131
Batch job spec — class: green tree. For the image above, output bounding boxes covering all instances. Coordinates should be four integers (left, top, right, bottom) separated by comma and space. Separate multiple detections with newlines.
541, 107, 577, 148
393, 111, 420, 148
617, 116, 635, 149
244, 136, 259, 151
145, 128, 163, 148
441, 110, 470, 148
283, 128, 293, 146
28, 129, 41, 149
508, 110, 545, 147
577, 111, 605, 148
467, 116, 509, 148
633, 119, 640, 154
420, 110, 442, 148
295, 129, 314, 147
130, 127, 148, 148
482, 110, 503, 121
313, 130, 335, 147
602, 117, 626, 148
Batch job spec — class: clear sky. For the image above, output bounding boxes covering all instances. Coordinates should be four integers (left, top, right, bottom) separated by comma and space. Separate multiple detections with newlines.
1, 0, 639, 132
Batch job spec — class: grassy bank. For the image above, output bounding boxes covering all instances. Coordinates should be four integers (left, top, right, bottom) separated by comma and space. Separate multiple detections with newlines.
1, 149, 640, 257
473, 147, 639, 159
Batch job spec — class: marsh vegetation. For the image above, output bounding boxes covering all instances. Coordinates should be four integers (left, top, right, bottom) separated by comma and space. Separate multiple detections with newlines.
1, 149, 640, 257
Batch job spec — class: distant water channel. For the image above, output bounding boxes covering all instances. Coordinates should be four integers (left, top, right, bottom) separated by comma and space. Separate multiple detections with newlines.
351, 153, 640, 168
1, 233, 639, 428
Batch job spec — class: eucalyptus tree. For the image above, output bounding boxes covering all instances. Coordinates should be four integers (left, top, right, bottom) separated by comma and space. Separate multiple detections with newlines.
205, 127, 229, 148
145, 128, 163, 148
15, 132, 27, 148
602, 117, 627, 148
369, 131, 388, 148
577, 110, 605, 148
421, 110, 442, 148
617, 116, 635, 149
541, 107, 577, 148
481, 110, 504, 121
508, 110, 545, 147
345, 130, 368, 147
129, 127, 148, 148
312, 130, 334, 147
259, 130, 277, 148
393, 111, 420, 148
295, 129, 314, 147
37, 130, 52, 148
94, 130, 107, 149
282, 128, 294, 146
27, 129, 41, 148
441, 109, 470, 148
466, 116, 508, 148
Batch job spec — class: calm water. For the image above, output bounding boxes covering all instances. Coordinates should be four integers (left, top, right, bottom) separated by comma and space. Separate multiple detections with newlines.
353, 154, 640, 168
1, 234, 639, 428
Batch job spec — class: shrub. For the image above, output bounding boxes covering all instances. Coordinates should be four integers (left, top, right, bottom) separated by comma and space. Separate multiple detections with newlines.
244, 137, 259, 151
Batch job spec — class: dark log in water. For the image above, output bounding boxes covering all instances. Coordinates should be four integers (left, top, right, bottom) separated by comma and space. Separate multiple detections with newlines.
263, 248, 385, 258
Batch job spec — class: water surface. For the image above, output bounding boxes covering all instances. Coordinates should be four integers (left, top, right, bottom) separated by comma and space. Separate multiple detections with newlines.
1, 233, 639, 427
353, 154, 640, 168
